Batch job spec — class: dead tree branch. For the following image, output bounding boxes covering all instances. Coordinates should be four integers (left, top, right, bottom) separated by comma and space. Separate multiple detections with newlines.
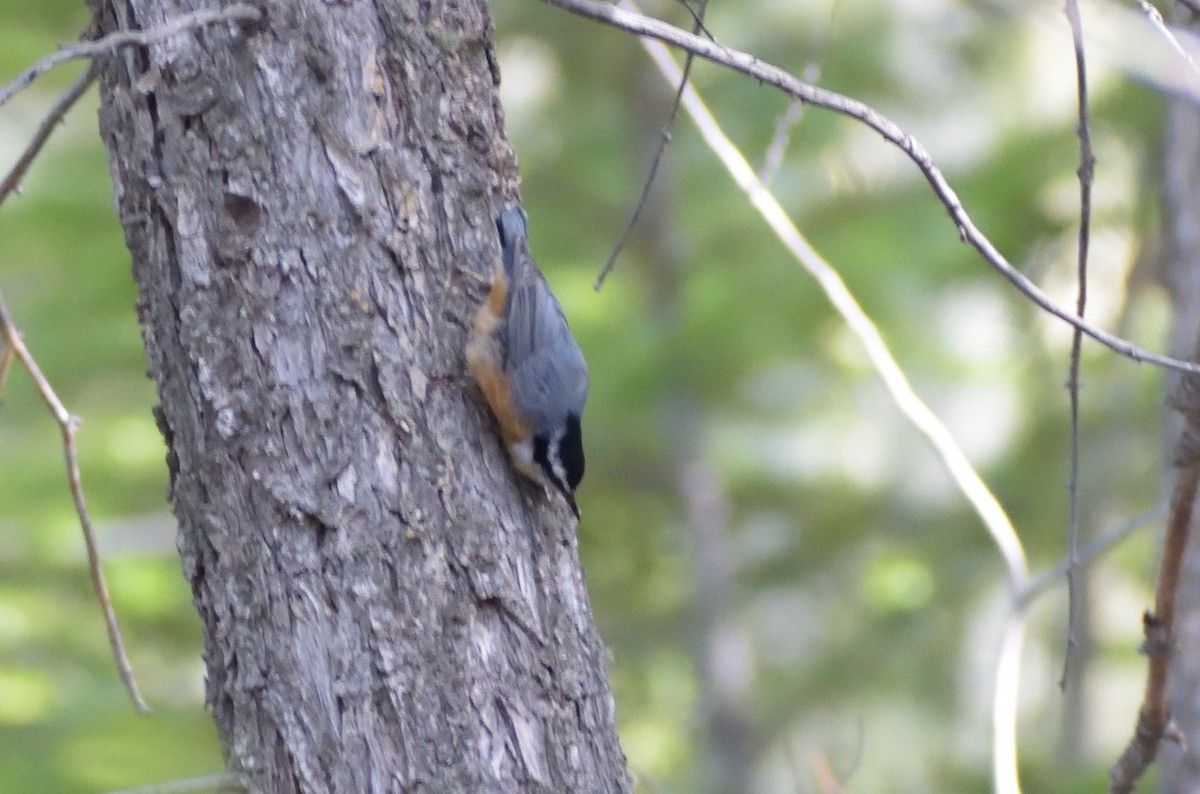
540, 0, 1200, 376
1110, 373, 1200, 791
1061, 0, 1096, 692
0, 61, 97, 209
0, 3, 261, 109
0, 291, 149, 713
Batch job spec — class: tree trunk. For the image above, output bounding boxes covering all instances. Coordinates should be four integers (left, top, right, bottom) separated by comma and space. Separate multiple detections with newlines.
87, 1, 629, 791
1156, 74, 1200, 794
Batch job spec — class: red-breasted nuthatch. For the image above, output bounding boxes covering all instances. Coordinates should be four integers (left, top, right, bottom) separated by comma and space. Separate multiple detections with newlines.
466, 206, 588, 517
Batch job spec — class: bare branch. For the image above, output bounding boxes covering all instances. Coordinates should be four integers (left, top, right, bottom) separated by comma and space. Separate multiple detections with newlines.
0, 336, 12, 397
1110, 465, 1200, 792
1061, 0, 1096, 693
1135, 0, 1200, 78
594, 2, 709, 290
758, 99, 804, 187
0, 3, 261, 109
1020, 503, 1166, 606
992, 610, 1027, 794
540, 0, 1200, 376
627, 18, 1031, 791
0, 61, 98, 210
668, 0, 715, 42
0, 290, 149, 714
625, 0, 1029, 589
759, 12, 831, 186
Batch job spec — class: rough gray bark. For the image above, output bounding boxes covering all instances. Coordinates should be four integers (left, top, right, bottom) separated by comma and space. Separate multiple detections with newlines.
87, 1, 629, 791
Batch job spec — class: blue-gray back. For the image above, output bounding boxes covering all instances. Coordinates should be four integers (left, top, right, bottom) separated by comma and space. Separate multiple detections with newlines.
496, 207, 589, 433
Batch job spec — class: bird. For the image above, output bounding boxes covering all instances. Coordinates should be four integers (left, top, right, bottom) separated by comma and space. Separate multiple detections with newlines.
465, 205, 588, 517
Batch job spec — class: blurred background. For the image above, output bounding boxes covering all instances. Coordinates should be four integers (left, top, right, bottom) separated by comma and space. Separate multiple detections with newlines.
0, 0, 1184, 791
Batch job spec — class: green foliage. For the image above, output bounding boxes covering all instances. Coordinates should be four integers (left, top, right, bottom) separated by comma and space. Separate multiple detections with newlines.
0, 0, 1179, 791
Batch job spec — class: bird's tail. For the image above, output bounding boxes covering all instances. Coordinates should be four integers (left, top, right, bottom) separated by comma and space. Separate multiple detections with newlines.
496, 205, 529, 284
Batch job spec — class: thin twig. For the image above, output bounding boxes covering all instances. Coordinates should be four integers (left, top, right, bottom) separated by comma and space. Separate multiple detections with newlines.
594, 1, 709, 290
1061, 0, 1096, 694
669, 0, 715, 42
760, 9, 832, 186
1020, 503, 1166, 606
623, 0, 1030, 600
0, 61, 98, 211
627, 21, 1030, 793
1110, 465, 1200, 792
758, 99, 804, 187
540, 0, 1200, 376
0, 3, 261, 109
0, 290, 149, 714
992, 609, 1027, 794
0, 336, 13, 397
1134, 0, 1200, 79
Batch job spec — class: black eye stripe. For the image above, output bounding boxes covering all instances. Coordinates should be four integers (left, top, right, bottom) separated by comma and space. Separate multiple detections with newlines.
559, 414, 584, 491
532, 432, 567, 494
532, 414, 584, 499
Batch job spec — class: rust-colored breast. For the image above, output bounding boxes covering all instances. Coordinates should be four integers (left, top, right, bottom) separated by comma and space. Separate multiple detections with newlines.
466, 261, 530, 447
